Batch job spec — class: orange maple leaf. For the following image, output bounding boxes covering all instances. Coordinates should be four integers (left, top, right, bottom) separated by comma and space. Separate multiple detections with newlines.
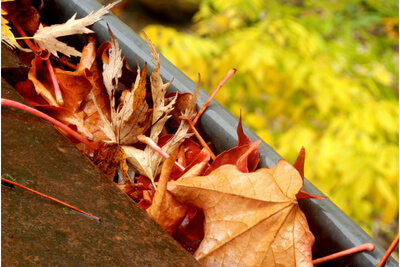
167, 161, 315, 266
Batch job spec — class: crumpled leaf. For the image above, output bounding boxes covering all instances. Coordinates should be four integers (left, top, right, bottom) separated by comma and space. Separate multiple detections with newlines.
124, 33, 195, 182
236, 115, 260, 172
203, 118, 261, 175
147, 149, 189, 235
93, 142, 131, 184
145, 32, 175, 143
102, 26, 123, 99
17, 37, 113, 147
27, 54, 59, 107
117, 62, 152, 145
167, 161, 315, 266
32, 1, 120, 57
293, 147, 326, 200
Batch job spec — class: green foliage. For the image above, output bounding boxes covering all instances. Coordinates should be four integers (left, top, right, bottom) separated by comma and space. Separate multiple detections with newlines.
141, 0, 399, 233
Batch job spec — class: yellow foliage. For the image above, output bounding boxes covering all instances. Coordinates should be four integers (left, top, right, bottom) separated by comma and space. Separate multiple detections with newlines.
140, 0, 399, 234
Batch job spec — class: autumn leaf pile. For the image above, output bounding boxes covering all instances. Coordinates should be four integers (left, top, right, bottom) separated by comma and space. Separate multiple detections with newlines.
2, 1, 321, 266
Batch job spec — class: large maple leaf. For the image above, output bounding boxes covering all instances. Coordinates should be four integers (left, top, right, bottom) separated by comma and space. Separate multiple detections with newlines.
167, 161, 315, 266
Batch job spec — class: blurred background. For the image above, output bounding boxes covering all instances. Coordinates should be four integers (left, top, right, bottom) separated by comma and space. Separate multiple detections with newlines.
101, 0, 399, 258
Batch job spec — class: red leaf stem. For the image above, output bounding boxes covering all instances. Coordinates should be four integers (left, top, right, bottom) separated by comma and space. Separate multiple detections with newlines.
192, 68, 236, 125
1, 98, 97, 150
10, 18, 40, 54
1, 177, 101, 222
58, 57, 78, 70
376, 232, 399, 267
137, 135, 185, 171
312, 243, 375, 265
38, 44, 64, 106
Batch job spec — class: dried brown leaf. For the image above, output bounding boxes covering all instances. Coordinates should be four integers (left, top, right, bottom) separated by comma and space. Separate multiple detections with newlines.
167, 161, 314, 266
93, 143, 131, 183
117, 62, 152, 145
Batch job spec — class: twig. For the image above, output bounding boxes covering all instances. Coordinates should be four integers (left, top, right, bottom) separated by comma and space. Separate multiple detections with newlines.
137, 135, 185, 171
192, 68, 236, 125
376, 232, 399, 267
1, 98, 97, 150
58, 57, 78, 70
1, 177, 101, 222
179, 115, 216, 160
39, 44, 64, 106
312, 243, 375, 265
10, 18, 40, 54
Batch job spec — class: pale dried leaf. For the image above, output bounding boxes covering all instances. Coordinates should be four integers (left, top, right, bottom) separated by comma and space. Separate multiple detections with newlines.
182, 74, 200, 120
180, 162, 209, 178
167, 161, 314, 267
148, 118, 193, 177
143, 32, 175, 142
102, 26, 123, 98
122, 145, 153, 179
33, 1, 120, 57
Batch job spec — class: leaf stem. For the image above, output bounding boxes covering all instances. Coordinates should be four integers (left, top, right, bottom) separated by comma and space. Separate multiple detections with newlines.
11, 20, 64, 106
137, 135, 185, 171
192, 68, 236, 126
38, 44, 64, 106
312, 243, 375, 265
1, 98, 97, 150
179, 116, 216, 160
10, 18, 40, 54
1, 177, 101, 222
58, 57, 78, 70
376, 232, 399, 267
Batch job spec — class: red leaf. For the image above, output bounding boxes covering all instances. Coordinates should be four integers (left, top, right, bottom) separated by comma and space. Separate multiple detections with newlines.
292, 147, 325, 200
293, 146, 305, 178
204, 140, 261, 175
203, 118, 261, 175
237, 115, 260, 172
296, 190, 326, 199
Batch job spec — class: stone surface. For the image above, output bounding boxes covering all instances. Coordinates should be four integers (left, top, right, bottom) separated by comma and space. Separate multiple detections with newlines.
1, 48, 200, 266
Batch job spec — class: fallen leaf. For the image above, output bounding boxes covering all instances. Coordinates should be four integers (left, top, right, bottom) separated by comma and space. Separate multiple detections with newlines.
32, 1, 120, 57
145, 31, 175, 143
293, 147, 325, 200
117, 61, 152, 145
21, 37, 113, 146
93, 142, 131, 183
27, 54, 59, 106
102, 25, 123, 99
147, 149, 189, 235
167, 161, 315, 266
203, 118, 261, 175
173, 206, 205, 254
124, 34, 194, 182
236, 115, 260, 172
166, 92, 198, 132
